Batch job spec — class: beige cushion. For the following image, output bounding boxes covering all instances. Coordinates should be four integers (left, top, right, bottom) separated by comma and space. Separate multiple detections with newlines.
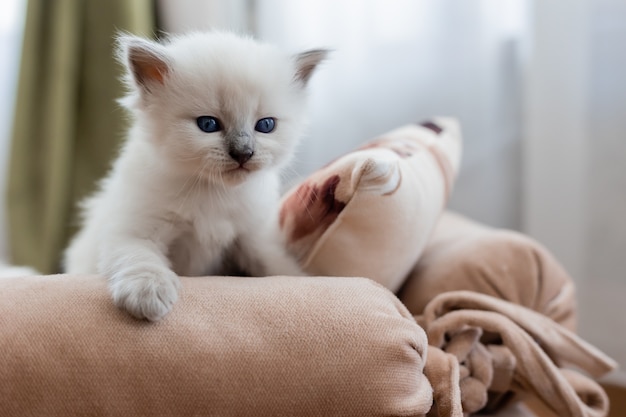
399, 211, 577, 330
280, 118, 462, 292
0, 274, 433, 417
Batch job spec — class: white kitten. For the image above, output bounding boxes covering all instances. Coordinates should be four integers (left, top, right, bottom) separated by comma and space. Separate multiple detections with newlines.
64, 31, 327, 321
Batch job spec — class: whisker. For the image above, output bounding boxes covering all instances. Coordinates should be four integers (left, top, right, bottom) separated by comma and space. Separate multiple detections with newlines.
174, 157, 210, 212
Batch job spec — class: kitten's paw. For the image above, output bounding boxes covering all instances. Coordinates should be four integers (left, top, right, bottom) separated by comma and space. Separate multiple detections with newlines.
109, 267, 180, 321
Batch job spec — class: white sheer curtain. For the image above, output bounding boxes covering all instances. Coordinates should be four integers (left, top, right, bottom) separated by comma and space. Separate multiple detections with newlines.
0, 0, 26, 260
523, 0, 626, 381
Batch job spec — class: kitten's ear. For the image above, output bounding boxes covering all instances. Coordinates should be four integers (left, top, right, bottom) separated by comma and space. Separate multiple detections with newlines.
116, 34, 171, 93
293, 49, 329, 86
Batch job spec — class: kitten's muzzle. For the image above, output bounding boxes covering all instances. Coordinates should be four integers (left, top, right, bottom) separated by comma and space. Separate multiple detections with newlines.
227, 132, 255, 166
229, 147, 254, 166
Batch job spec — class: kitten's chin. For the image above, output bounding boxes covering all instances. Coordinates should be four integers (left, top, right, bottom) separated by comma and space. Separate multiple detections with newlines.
222, 167, 252, 184
213, 164, 263, 186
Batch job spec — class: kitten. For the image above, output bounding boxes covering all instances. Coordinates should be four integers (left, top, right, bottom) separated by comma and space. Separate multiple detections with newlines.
63, 31, 327, 321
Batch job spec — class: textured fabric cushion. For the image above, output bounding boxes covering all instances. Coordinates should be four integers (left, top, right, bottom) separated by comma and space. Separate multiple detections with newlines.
398, 211, 577, 330
280, 118, 462, 292
0, 274, 433, 417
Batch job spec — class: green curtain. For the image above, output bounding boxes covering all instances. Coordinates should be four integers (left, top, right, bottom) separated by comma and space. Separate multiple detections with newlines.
7, 0, 156, 273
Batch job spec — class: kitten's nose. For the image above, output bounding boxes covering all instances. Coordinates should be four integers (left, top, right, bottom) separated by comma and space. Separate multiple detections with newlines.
229, 147, 254, 166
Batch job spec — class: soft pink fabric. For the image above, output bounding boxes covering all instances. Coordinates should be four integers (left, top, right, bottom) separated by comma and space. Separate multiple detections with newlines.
400, 211, 617, 416
419, 291, 616, 417
400, 211, 577, 330
280, 118, 462, 292
0, 274, 434, 417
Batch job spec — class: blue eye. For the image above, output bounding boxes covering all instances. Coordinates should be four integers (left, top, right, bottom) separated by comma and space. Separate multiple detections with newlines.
196, 116, 222, 133
254, 117, 276, 133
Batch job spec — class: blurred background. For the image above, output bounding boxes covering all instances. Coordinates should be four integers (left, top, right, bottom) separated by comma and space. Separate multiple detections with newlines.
0, 0, 624, 381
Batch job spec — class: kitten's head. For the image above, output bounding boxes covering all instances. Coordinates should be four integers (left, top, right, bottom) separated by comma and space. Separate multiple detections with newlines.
117, 31, 327, 184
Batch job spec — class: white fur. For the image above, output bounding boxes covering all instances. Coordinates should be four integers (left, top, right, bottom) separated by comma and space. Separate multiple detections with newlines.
64, 32, 326, 321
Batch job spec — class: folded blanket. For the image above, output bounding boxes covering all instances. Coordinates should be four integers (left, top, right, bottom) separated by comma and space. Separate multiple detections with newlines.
419, 291, 616, 417
399, 212, 618, 416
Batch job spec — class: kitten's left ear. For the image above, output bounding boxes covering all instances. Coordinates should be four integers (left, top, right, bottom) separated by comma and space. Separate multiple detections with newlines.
293, 49, 330, 86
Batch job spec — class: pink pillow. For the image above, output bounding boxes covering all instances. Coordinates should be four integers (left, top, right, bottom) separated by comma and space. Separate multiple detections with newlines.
280, 118, 462, 291
0, 274, 433, 417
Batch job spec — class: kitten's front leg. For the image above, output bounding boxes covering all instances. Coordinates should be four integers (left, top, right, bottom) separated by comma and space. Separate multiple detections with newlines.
264, 248, 305, 276
236, 233, 305, 277
100, 238, 179, 321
